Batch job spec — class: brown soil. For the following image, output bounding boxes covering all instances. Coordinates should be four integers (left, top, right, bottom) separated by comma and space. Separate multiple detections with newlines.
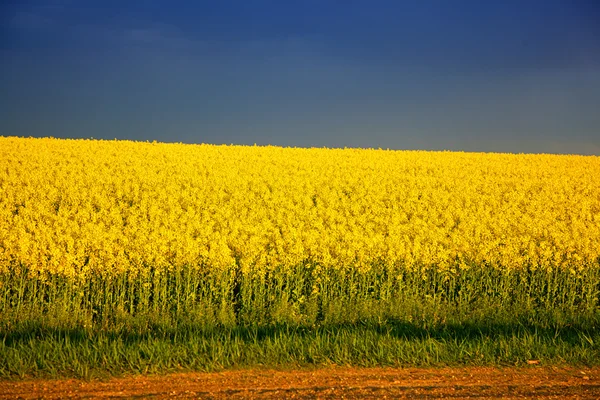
1, 366, 598, 399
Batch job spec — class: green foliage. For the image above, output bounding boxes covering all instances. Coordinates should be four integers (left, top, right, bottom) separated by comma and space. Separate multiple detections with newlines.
1, 263, 599, 378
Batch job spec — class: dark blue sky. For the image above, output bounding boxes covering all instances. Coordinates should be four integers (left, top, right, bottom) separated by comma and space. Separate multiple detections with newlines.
1, 1, 599, 154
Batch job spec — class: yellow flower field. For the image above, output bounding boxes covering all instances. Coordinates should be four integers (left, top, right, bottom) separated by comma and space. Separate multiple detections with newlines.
1, 136, 599, 279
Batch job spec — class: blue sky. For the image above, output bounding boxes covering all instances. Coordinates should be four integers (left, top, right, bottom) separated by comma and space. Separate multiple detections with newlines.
1, 0, 599, 154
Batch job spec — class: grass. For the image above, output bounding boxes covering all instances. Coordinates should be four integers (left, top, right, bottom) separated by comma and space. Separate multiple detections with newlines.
2, 321, 599, 379
1, 262, 599, 379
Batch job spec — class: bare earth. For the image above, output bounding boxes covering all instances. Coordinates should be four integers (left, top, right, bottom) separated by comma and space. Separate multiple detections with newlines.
1, 366, 599, 399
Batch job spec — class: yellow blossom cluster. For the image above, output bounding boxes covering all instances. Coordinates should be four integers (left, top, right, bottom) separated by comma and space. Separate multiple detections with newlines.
1, 136, 599, 279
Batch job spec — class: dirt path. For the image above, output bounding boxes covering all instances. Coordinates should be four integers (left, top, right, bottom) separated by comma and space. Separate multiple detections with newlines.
1, 366, 598, 399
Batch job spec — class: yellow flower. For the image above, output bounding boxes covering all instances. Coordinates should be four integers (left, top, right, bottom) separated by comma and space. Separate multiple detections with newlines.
0, 136, 598, 280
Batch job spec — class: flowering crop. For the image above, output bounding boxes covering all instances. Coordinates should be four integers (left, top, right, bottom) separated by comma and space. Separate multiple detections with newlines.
1, 136, 599, 279
2, 135, 600, 377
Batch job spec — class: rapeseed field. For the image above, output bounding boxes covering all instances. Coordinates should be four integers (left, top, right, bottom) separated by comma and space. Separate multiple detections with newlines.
2, 136, 598, 277
1, 136, 599, 376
